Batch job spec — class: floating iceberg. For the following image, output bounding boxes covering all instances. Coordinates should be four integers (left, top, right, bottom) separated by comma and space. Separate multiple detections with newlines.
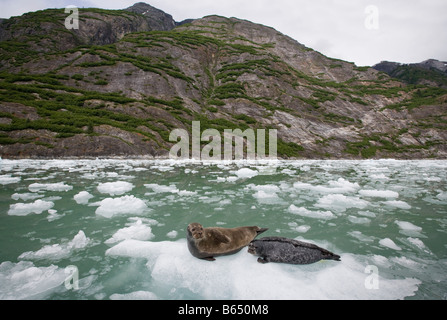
106, 239, 420, 300
95, 195, 149, 218
97, 181, 134, 196
8, 199, 54, 216
73, 191, 94, 204
18, 231, 91, 261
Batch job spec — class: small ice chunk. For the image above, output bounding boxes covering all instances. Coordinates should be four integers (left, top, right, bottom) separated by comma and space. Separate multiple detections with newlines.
407, 238, 425, 250
436, 191, 447, 201
8, 199, 54, 216
315, 194, 369, 212
28, 182, 73, 192
18, 231, 91, 261
347, 231, 375, 243
395, 220, 422, 232
0, 261, 66, 299
235, 168, 258, 179
294, 178, 359, 194
348, 215, 371, 224
383, 200, 411, 210
359, 190, 399, 198
97, 181, 134, 196
47, 209, 64, 222
166, 230, 178, 239
69, 230, 91, 249
95, 195, 149, 218
253, 190, 279, 199
177, 190, 198, 196
379, 238, 402, 251
144, 184, 179, 194
288, 204, 335, 220
11, 193, 43, 201
295, 225, 311, 233
74, 191, 94, 204
0, 175, 21, 185
105, 219, 154, 244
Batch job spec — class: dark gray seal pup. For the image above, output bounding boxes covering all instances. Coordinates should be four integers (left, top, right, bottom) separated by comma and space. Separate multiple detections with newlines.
187, 223, 268, 261
248, 236, 341, 265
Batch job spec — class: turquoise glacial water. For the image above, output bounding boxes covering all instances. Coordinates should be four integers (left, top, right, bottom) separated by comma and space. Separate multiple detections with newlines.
0, 159, 446, 300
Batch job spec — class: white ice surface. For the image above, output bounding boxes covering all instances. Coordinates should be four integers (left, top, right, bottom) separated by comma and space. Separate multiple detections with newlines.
105, 219, 154, 244
315, 194, 369, 212
8, 199, 54, 216
28, 182, 73, 192
0, 175, 21, 185
379, 238, 402, 251
95, 195, 149, 218
293, 178, 360, 194
73, 191, 94, 204
395, 221, 422, 232
18, 231, 91, 261
106, 239, 420, 300
97, 181, 134, 196
383, 200, 412, 210
0, 261, 66, 300
234, 168, 258, 179
359, 190, 399, 198
288, 205, 335, 220
11, 193, 44, 201
144, 184, 179, 193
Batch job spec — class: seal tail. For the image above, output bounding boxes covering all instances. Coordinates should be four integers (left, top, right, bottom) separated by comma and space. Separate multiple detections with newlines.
256, 228, 269, 236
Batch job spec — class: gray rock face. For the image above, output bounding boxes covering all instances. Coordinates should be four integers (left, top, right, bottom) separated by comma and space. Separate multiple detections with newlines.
125, 2, 176, 31
373, 61, 402, 74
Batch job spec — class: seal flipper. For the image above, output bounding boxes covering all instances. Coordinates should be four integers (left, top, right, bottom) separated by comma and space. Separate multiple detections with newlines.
203, 257, 216, 262
323, 252, 341, 262
208, 229, 231, 244
256, 228, 269, 236
257, 257, 268, 264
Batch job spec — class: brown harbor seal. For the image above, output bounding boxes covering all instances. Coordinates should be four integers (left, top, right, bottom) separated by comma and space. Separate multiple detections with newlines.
187, 223, 268, 261
248, 236, 341, 265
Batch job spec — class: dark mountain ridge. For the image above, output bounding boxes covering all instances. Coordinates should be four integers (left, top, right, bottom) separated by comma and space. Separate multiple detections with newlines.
0, 3, 446, 159
373, 59, 447, 88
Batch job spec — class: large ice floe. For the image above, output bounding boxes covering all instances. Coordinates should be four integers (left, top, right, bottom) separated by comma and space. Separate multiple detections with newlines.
106, 239, 420, 300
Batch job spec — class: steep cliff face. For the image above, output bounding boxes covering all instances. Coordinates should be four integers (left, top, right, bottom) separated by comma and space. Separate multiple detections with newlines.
0, 4, 446, 159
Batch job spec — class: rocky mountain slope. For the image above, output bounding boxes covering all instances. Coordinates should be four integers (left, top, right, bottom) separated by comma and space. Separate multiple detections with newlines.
373, 59, 447, 88
0, 3, 446, 159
